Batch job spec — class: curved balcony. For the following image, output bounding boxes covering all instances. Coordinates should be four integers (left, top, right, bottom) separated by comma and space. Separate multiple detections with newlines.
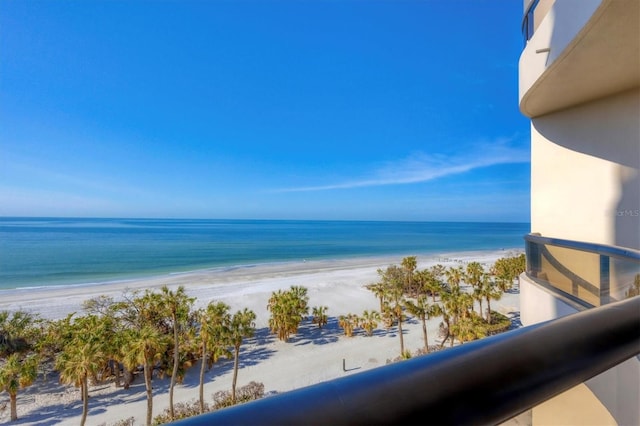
519, 0, 640, 118
524, 233, 640, 308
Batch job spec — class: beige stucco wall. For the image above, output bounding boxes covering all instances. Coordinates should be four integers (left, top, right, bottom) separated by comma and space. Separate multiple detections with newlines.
530, 88, 640, 250
533, 0, 556, 33
533, 383, 617, 426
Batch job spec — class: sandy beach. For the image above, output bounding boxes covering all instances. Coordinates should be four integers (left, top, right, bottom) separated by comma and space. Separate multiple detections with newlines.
0, 249, 523, 425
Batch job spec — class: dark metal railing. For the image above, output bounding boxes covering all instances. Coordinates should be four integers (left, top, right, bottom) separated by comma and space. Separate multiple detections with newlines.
525, 233, 640, 307
173, 296, 640, 426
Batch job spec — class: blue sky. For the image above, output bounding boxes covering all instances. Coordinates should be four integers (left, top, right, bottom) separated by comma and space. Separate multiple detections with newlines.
1, 0, 530, 222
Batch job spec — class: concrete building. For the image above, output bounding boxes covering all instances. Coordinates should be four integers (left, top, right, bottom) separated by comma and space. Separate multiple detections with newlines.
518, 0, 639, 424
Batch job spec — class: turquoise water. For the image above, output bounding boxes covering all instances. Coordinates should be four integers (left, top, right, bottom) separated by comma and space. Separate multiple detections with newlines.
0, 218, 529, 290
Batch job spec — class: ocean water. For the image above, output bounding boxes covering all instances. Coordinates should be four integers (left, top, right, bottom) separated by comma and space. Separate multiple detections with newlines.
0, 218, 529, 290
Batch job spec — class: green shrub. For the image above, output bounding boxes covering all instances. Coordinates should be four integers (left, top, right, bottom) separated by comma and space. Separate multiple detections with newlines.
485, 311, 511, 335
152, 401, 209, 425
213, 381, 265, 410
103, 417, 135, 426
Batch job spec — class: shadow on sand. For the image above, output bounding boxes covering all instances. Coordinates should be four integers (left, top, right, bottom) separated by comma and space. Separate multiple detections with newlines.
10, 371, 153, 425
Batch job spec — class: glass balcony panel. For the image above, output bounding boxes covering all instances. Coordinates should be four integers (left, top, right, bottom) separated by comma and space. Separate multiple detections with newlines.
538, 245, 601, 306
525, 234, 640, 307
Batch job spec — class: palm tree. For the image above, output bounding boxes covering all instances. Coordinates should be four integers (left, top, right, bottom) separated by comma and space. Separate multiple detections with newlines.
478, 273, 503, 323
82, 296, 128, 389
311, 306, 329, 329
0, 310, 42, 422
0, 310, 39, 357
56, 343, 102, 426
416, 269, 442, 302
466, 262, 485, 316
404, 296, 441, 353
380, 265, 407, 357
338, 314, 359, 337
492, 255, 525, 292
445, 266, 464, 290
197, 302, 232, 414
267, 286, 308, 341
55, 314, 110, 426
440, 282, 474, 347
121, 325, 168, 426
430, 264, 446, 297
359, 310, 379, 336
451, 316, 486, 344
391, 295, 406, 356
229, 308, 256, 405
159, 285, 195, 420
0, 353, 38, 421
401, 256, 418, 295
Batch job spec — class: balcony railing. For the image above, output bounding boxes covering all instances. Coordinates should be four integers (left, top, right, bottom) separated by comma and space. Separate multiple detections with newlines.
173, 296, 640, 426
525, 233, 640, 307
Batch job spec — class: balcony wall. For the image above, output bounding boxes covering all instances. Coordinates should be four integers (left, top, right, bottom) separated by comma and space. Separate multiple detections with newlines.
530, 88, 640, 250
519, 0, 639, 118
519, 0, 601, 112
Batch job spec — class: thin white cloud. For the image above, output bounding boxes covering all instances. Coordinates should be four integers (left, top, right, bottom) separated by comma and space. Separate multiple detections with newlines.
274, 138, 528, 193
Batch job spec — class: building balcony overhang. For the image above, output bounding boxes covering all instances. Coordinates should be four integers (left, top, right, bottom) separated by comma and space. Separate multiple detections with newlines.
519, 0, 640, 118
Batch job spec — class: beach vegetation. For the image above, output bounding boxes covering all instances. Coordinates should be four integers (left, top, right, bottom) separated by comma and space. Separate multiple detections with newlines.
380, 302, 396, 329
0, 311, 41, 421
121, 324, 169, 426
485, 312, 512, 335
267, 286, 309, 342
1, 252, 525, 424
158, 285, 195, 421
401, 256, 419, 296
415, 269, 441, 302
477, 273, 503, 323
213, 381, 265, 410
491, 254, 525, 292
465, 262, 485, 315
0, 311, 40, 357
450, 314, 487, 344
430, 264, 446, 285
440, 270, 474, 347
404, 295, 441, 353
229, 308, 256, 404
82, 296, 133, 389
196, 301, 232, 414
378, 264, 408, 357
359, 310, 380, 336
311, 305, 329, 329
338, 314, 359, 337
107, 417, 136, 426
55, 314, 113, 426
152, 400, 207, 425
0, 353, 39, 421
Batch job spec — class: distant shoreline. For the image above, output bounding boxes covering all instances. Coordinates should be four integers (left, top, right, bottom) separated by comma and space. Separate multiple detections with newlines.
0, 247, 526, 291
0, 217, 530, 291
0, 248, 522, 321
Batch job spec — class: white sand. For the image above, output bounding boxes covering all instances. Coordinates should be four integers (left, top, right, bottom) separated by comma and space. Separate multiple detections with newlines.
0, 249, 523, 425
